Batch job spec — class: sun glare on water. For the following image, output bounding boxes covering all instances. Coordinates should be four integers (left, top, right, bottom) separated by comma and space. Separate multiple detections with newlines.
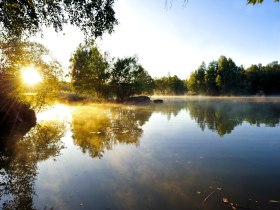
22, 67, 43, 85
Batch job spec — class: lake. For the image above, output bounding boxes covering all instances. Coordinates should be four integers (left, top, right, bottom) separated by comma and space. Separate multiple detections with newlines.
1, 97, 280, 210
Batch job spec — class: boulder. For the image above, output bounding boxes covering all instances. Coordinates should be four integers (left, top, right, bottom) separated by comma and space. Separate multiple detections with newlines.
124, 96, 151, 105
153, 99, 164, 104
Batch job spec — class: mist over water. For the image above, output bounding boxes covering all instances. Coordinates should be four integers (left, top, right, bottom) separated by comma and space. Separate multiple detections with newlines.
1, 97, 280, 210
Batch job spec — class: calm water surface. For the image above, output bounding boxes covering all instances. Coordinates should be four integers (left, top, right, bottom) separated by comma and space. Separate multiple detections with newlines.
1, 97, 280, 210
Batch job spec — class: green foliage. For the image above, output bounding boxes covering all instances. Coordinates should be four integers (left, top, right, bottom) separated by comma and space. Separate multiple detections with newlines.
246, 62, 280, 95
0, 0, 117, 40
70, 42, 110, 98
187, 62, 206, 94
245, 64, 264, 94
247, 0, 279, 4
168, 75, 186, 95
154, 75, 186, 95
110, 56, 154, 101
205, 61, 218, 95
216, 56, 241, 94
187, 72, 198, 94
134, 68, 155, 95
70, 43, 155, 101
188, 56, 280, 96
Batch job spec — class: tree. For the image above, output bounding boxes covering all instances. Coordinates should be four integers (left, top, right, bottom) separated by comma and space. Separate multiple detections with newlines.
0, 0, 118, 40
134, 69, 155, 95
263, 61, 280, 94
154, 74, 186, 95
247, 0, 279, 4
168, 75, 186, 95
246, 62, 280, 95
70, 42, 110, 98
169, 0, 279, 7
246, 64, 265, 94
154, 77, 170, 95
110, 57, 153, 101
216, 56, 240, 95
205, 61, 218, 95
0, 0, 117, 127
187, 62, 206, 94
187, 72, 199, 94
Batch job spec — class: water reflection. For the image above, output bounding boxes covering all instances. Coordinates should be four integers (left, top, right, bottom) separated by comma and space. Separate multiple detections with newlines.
71, 105, 152, 158
1, 99, 280, 210
0, 121, 66, 210
2, 100, 276, 163
186, 100, 280, 136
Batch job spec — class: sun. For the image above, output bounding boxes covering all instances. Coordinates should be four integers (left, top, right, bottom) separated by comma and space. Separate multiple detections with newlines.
22, 67, 43, 85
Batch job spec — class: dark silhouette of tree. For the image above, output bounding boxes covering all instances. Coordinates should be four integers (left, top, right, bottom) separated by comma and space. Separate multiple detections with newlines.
0, 0, 117, 40
246, 64, 265, 94
263, 62, 280, 94
247, 0, 279, 4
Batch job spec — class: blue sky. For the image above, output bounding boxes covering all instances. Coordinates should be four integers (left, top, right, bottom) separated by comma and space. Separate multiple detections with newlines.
33, 0, 280, 79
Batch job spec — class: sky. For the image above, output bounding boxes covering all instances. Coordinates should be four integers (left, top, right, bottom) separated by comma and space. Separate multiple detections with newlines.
32, 0, 280, 79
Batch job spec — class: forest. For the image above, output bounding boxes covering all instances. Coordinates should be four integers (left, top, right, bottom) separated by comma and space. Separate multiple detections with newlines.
70, 42, 280, 98
187, 56, 280, 96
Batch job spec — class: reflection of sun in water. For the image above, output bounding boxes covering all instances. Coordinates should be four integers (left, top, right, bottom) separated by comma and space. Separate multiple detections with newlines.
36, 104, 73, 147
22, 67, 43, 85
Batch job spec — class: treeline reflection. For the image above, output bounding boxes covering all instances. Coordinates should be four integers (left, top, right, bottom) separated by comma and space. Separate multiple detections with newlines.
71, 100, 280, 158
187, 100, 280, 136
71, 105, 152, 158
150, 99, 280, 136
0, 121, 65, 210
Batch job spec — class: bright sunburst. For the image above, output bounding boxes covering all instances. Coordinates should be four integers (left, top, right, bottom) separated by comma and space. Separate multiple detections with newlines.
22, 67, 43, 85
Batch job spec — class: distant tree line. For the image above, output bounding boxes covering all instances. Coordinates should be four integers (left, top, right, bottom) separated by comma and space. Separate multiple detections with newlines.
70, 42, 190, 100
71, 43, 280, 99
187, 56, 280, 96
153, 75, 186, 95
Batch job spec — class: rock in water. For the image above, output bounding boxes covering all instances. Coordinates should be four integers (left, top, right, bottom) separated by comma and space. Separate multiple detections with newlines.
153, 99, 164, 104
124, 96, 151, 105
